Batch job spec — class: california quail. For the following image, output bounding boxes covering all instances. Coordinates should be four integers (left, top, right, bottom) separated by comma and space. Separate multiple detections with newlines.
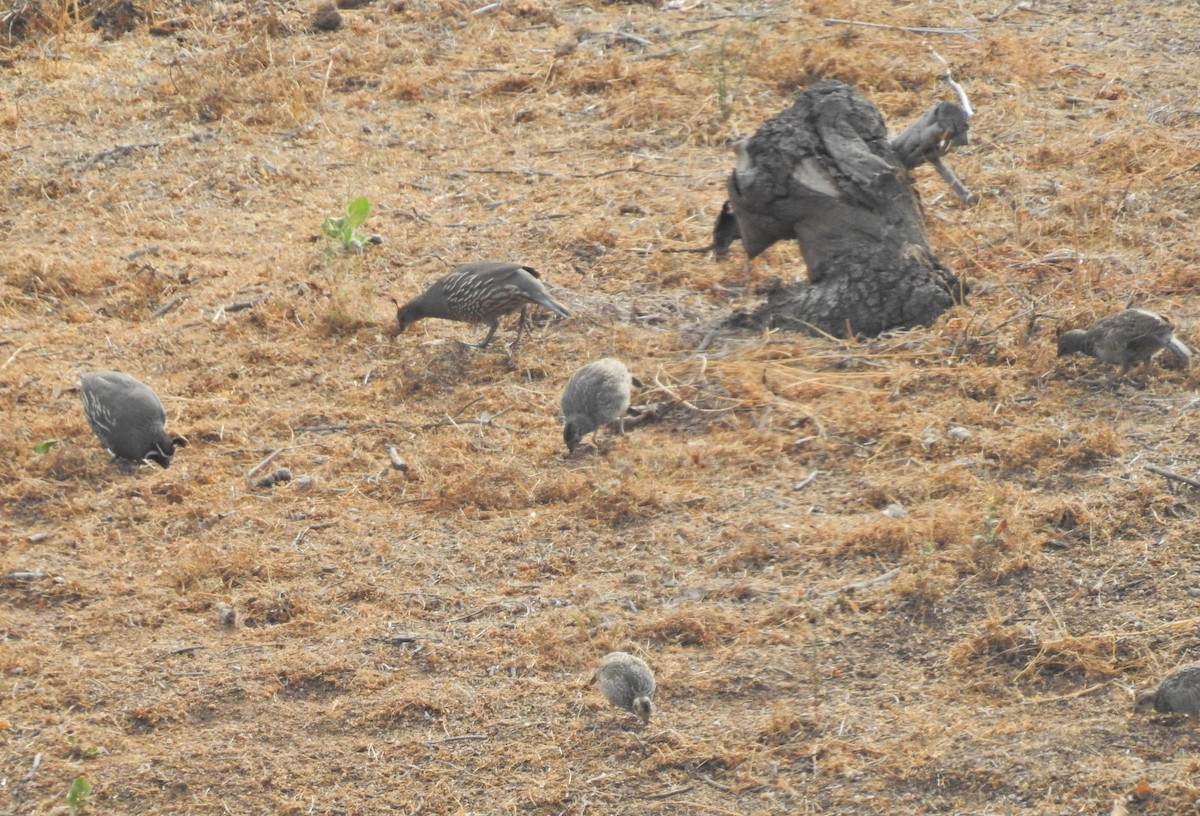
79, 371, 187, 468
394, 262, 569, 349
593, 651, 656, 724
1134, 662, 1200, 719
560, 358, 632, 454
1057, 308, 1191, 377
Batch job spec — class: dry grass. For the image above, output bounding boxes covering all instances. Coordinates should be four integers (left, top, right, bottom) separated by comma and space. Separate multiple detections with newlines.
5, 0, 1200, 813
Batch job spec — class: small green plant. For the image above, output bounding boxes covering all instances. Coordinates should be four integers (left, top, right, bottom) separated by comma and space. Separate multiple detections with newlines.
975, 499, 1007, 545
698, 28, 760, 123
66, 775, 91, 815
66, 736, 98, 759
33, 440, 59, 455
321, 196, 372, 252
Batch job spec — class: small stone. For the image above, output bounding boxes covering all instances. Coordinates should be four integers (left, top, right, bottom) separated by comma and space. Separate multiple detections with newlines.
882, 504, 907, 519
310, 2, 343, 31
255, 467, 292, 488
216, 603, 237, 626
948, 426, 972, 441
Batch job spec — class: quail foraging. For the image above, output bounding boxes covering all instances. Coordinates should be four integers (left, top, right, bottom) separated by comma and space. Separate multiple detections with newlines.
79, 371, 187, 468
1057, 308, 1191, 377
1134, 662, 1200, 719
394, 262, 569, 349
594, 651, 656, 724
560, 358, 632, 454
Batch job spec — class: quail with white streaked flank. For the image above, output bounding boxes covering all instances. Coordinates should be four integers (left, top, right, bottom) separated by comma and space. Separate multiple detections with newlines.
79, 371, 187, 468
394, 262, 569, 349
1134, 662, 1200, 720
1057, 308, 1191, 378
593, 651, 656, 724
560, 358, 632, 454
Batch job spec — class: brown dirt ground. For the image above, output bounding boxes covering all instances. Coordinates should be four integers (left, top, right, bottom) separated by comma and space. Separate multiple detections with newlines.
4, 0, 1200, 813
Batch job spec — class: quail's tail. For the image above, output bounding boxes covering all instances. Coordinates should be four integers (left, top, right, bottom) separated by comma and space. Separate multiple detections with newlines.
534, 293, 570, 318
1167, 335, 1192, 360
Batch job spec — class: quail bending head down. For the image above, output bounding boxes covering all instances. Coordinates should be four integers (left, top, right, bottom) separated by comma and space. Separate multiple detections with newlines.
560, 358, 632, 454
394, 261, 569, 349
593, 651, 656, 724
1057, 308, 1191, 377
1134, 662, 1200, 719
79, 371, 187, 468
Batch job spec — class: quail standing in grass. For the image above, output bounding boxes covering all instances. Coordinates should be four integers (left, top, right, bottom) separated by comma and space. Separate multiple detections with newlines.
593, 651, 656, 724
1134, 662, 1200, 719
560, 358, 632, 454
393, 262, 569, 349
1057, 308, 1191, 378
79, 371, 187, 468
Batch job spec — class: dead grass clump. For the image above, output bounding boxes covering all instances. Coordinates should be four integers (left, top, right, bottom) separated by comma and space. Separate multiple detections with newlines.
168, 541, 282, 592
577, 478, 663, 527
170, 39, 321, 127
0, 0, 83, 42
437, 464, 536, 512
27, 444, 95, 483
713, 540, 777, 574
756, 704, 818, 748
3, 251, 113, 307
242, 590, 310, 627
275, 660, 357, 699
634, 607, 739, 647
368, 697, 445, 729
887, 562, 957, 616
951, 621, 1128, 683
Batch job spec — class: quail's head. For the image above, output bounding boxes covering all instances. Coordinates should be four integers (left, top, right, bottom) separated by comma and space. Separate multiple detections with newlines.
632, 696, 653, 724
563, 419, 584, 454
148, 435, 188, 468
1133, 688, 1157, 715
393, 298, 423, 335
1056, 328, 1088, 357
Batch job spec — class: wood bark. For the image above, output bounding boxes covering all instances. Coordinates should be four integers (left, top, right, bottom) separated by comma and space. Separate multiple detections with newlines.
719, 81, 968, 338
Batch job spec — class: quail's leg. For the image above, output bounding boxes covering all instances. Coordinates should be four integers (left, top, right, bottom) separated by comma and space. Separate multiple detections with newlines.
467, 321, 500, 349
510, 306, 530, 348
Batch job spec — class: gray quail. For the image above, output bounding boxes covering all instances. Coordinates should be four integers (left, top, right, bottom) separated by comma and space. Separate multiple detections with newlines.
560, 358, 632, 454
394, 262, 569, 349
79, 371, 186, 468
1057, 308, 1191, 377
1134, 662, 1200, 719
593, 651, 656, 724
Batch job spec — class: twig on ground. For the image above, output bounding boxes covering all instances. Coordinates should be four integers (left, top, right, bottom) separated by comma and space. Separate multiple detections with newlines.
816, 568, 901, 599
1, 345, 29, 370
79, 141, 163, 171
246, 448, 285, 479
642, 785, 694, 800
388, 446, 408, 471
823, 17, 977, 38
1145, 464, 1200, 489
424, 734, 488, 745
150, 296, 187, 319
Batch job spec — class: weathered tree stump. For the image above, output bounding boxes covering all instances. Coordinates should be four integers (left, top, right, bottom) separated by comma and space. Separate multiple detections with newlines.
717, 80, 968, 339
